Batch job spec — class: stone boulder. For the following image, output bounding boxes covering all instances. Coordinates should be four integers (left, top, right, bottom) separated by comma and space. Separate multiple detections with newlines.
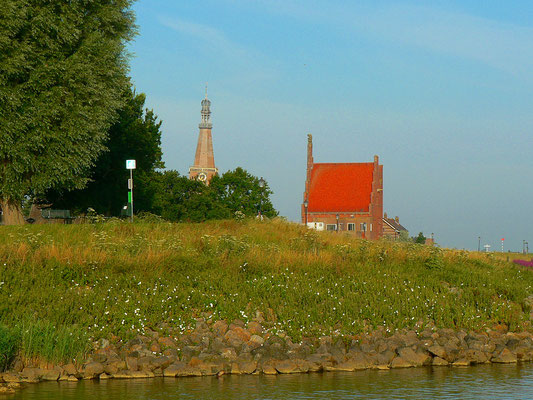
159, 336, 177, 349
20, 367, 42, 382
247, 321, 263, 335
393, 348, 431, 367
212, 321, 228, 336
231, 361, 257, 375
83, 362, 105, 379
492, 348, 517, 363
333, 353, 372, 371
432, 357, 448, 366
427, 344, 447, 359
261, 363, 277, 375
125, 356, 138, 371
163, 362, 187, 377
41, 368, 61, 381
275, 360, 299, 374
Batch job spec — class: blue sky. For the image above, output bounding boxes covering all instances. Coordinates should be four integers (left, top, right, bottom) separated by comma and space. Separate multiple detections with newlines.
128, 0, 533, 251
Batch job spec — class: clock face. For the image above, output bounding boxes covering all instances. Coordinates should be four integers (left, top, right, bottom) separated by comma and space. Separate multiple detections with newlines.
198, 172, 207, 182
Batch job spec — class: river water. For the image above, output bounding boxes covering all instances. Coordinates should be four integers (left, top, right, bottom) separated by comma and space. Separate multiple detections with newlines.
12, 364, 533, 399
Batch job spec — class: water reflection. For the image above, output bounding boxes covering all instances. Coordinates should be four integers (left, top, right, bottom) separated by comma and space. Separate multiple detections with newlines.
12, 364, 533, 400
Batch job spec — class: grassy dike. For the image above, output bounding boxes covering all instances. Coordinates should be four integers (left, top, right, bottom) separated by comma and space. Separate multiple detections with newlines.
0, 218, 532, 369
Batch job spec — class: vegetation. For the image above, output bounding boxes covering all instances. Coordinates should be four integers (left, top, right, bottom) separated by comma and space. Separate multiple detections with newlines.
0, 0, 136, 224
0, 219, 532, 366
151, 171, 228, 222
0, 321, 88, 372
45, 88, 164, 216
152, 168, 278, 222
0, 325, 18, 372
414, 232, 426, 244
210, 168, 277, 218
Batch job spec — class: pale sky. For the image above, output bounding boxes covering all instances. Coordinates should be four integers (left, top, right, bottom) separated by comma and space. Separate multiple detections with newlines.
128, 0, 533, 251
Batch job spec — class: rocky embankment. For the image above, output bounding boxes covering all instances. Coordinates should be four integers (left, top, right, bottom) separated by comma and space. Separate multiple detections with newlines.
1, 317, 533, 394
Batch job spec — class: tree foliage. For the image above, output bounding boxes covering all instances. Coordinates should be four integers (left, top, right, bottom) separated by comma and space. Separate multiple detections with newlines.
46, 88, 164, 215
151, 171, 229, 222
414, 232, 427, 244
210, 168, 277, 218
0, 0, 136, 223
151, 169, 278, 222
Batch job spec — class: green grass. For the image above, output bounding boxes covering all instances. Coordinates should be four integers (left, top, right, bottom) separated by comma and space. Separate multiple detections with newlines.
0, 324, 18, 371
0, 218, 532, 364
0, 321, 89, 370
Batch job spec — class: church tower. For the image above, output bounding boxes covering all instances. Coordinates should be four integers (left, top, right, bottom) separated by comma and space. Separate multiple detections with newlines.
189, 87, 218, 184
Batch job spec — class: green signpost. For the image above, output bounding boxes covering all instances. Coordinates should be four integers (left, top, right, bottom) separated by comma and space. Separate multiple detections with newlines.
126, 160, 136, 222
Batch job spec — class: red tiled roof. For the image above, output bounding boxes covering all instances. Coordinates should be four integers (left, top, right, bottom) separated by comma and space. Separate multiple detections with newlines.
307, 163, 374, 212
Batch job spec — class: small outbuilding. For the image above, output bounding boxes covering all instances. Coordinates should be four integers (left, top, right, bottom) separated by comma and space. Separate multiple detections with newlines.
382, 213, 408, 240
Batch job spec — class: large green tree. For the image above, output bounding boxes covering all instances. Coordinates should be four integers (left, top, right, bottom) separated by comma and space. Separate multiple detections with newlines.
151, 171, 229, 222
0, 0, 136, 224
210, 168, 278, 218
151, 168, 278, 222
46, 89, 164, 215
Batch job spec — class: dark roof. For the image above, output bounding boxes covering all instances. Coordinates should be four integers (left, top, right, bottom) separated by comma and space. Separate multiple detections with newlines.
383, 217, 407, 232
307, 163, 375, 212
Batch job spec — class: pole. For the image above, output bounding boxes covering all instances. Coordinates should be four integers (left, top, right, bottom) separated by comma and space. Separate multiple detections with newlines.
258, 177, 265, 220
304, 204, 308, 226
130, 168, 134, 223
478, 236, 481, 252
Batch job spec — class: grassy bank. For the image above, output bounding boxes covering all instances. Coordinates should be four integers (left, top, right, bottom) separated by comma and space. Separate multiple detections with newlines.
0, 219, 532, 366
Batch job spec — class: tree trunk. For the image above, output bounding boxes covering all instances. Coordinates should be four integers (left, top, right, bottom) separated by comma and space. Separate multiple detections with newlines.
0, 198, 25, 225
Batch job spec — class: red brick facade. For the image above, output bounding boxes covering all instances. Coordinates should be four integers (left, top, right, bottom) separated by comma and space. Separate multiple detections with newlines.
302, 134, 383, 239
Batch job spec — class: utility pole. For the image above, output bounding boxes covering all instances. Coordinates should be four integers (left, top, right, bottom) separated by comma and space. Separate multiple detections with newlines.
478, 236, 481, 252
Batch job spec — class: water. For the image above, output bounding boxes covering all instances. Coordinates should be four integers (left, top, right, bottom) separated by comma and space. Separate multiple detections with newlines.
12, 364, 533, 399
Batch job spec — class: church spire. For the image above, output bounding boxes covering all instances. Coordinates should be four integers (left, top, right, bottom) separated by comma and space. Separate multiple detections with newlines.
189, 86, 218, 184
199, 83, 212, 129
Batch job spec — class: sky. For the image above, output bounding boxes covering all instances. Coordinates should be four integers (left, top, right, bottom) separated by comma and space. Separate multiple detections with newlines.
128, 0, 533, 251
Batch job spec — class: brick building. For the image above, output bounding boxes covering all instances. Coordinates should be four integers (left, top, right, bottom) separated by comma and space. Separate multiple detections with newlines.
189, 88, 218, 184
382, 213, 408, 239
302, 134, 383, 239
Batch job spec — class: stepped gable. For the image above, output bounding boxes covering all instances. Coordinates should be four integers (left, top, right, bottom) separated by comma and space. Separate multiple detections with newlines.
302, 134, 383, 239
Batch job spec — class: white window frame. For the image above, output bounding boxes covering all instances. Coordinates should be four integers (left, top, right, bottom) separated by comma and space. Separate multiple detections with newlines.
348, 223, 355, 231
326, 224, 337, 231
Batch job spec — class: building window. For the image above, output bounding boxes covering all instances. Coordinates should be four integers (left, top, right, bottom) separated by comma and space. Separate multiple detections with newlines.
326, 224, 337, 231
370, 224, 373, 232
348, 223, 355, 231
360, 223, 367, 232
